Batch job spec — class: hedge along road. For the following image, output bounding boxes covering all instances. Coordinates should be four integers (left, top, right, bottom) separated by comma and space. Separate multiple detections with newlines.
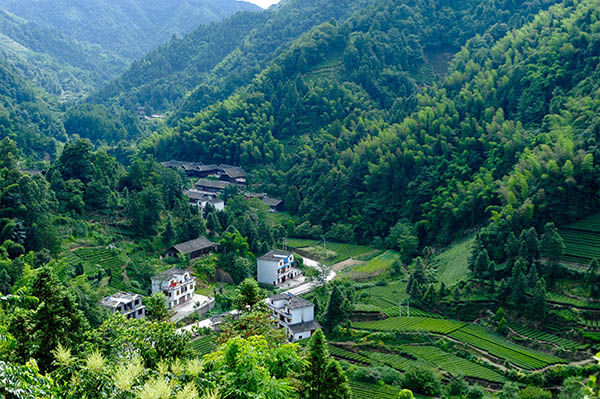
179, 256, 335, 334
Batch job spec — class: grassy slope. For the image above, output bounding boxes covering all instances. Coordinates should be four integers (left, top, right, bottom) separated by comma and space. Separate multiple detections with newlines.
433, 237, 474, 285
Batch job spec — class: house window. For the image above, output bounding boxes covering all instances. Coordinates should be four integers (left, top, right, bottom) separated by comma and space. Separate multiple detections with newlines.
134, 300, 139, 306
138, 309, 143, 315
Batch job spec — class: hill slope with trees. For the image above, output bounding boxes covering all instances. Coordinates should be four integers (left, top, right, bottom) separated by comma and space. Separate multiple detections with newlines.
0, 0, 260, 60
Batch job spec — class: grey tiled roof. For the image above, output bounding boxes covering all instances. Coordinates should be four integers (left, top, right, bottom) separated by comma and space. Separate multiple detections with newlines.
173, 237, 218, 254
289, 320, 321, 334
258, 250, 292, 262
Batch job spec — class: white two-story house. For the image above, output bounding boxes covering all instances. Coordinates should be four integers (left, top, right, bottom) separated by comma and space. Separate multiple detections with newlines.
257, 250, 301, 286
267, 293, 321, 341
101, 292, 145, 319
151, 268, 196, 308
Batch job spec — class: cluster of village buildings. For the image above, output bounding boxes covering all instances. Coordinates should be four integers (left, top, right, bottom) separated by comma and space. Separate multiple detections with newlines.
100, 160, 317, 341
160, 160, 284, 213
101, 246, 319, 341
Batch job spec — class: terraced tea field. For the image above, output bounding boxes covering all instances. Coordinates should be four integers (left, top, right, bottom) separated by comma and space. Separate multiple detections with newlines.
188, 336, 215, 356
353, 316, 567, 371
328, 345, 371, 364
560, 212, 600, 264
350, 382, 403, 399
62, 246, 133, 292
448, 325, 566, 370
354, 316, 466, 334
509, 323, 581, 350
399, 345, 506, 383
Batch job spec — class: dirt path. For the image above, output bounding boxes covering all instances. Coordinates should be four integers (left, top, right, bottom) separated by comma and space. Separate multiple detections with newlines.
332, 258, 364, 272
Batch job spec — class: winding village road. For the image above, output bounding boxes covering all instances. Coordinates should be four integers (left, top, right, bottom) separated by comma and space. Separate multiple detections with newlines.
179, 256, 335, 334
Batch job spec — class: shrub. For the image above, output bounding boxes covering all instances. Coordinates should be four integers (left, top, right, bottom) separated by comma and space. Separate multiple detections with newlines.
401, 363, 442, 396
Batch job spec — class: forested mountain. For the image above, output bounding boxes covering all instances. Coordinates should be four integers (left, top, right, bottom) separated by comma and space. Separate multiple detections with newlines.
0, 58, 64, 159
142, 0, 584, 245
0, 0, 260, 61
0, 10, 127, 102
90, 0, 372, 113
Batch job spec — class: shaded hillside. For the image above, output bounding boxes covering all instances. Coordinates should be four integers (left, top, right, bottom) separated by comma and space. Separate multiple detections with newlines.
0, 10, 127, 101
0, 0, 260, 60
145, 0, 600, 246
90, 0, 372, 112
0, 58, 65, 159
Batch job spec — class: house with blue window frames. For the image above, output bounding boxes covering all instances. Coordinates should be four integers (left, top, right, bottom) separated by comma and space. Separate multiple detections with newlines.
257, 250, 301, 286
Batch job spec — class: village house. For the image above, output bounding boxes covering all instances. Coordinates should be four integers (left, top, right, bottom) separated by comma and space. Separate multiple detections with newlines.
257, 250, 301, 286
267, 293, 321, 341
100, 292, 145, 319
184, 190, 225, 212
151, 268, 196, 309
166, 237, 219, 260
161, 160, 247, 184
194, 178, 232, 193
217, 164, 247, 185
244, 192, 284, 212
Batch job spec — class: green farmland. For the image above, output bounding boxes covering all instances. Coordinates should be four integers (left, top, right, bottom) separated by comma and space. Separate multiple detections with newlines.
560, 212, 600, 264
285, 238, 377, 265
353, 316, 566, 371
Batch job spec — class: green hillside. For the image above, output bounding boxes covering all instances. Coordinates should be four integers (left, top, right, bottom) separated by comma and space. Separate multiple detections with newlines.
0, 0, 260, 60
0, 10, 127, 101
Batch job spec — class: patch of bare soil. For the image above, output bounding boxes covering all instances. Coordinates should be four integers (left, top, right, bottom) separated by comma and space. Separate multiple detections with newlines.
332, 258, 364, 272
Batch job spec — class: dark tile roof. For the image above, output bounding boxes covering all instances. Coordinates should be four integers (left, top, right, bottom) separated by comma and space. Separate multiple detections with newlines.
258, 249, 292, 262
196, 164, 218, 172
261, 197, 282, 207
195, 179, 232, 190
269, 293, 313, 309
218, 164, 247, 178
153, 268, 190, 281
172, 237, 218, 254
184, 190, 208, 200
289, 320, 321, 334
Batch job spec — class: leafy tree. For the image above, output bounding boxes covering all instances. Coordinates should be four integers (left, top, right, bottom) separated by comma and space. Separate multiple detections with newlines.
386, 220, 418, 263
499, 382, 520, 399
233, 278, 264, 311
144, 293, 171, 322
496, 317, 509, 336
528, 279, 547, 320
323, 285, 352, 332
127, 185, 165, 236
519, 228, 540, 264
398, 389, 414, 399
401, 363, 442, 397
205, 335, 303, 399
526, 264, 539, 290
9, 267, 89, 373
541, 222, 565, 276
559, 376, 584, 399
301, 329, 350, 399
518, 385, 552, 399
473, 248, 490, 286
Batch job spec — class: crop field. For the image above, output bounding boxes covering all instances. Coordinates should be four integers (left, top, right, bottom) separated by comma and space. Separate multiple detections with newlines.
285, 238, 319, 248
353, 250, 399, 274
547, 293, 600, 309
353, 316, 466, 334
350, 382, 403, 399
62, 247, 131, 291
432, 237, 474, 285
328, 345, 372, 364
286, 238, 376, 265
355, 281, 408, 313
398, 345, 506, 383
509, 323, 581, 349
365, 351, 415, 371
188, 336, 214, 356
560, 212, 600, 264
448, 325, 566, 370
